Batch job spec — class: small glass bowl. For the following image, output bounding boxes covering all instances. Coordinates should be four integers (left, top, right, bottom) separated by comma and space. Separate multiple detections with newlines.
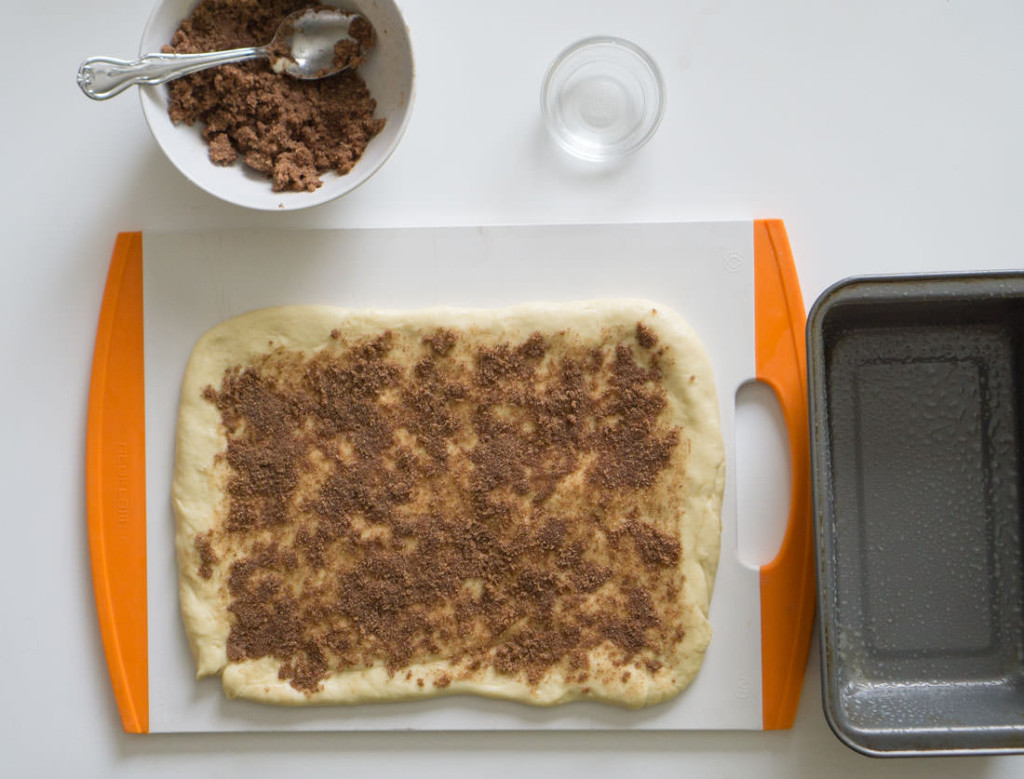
541, 36, 665, 162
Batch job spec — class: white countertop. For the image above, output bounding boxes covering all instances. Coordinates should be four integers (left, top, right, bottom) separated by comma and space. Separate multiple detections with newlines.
3, 0, 1024, 775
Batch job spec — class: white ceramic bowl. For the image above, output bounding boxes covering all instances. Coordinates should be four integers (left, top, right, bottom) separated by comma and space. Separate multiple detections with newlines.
140, 0, 415, 211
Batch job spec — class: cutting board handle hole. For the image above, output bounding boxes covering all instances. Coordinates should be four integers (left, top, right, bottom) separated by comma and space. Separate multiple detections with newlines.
734, 380, 791, 569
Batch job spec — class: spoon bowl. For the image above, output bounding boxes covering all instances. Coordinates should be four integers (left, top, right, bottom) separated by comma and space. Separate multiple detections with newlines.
270, 9, 375, 79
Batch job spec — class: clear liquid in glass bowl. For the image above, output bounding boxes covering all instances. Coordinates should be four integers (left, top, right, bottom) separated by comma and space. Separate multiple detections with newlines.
542, 37, 665, 162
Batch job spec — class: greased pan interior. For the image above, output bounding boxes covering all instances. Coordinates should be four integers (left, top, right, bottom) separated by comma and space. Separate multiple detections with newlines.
808, 273, 1024, 756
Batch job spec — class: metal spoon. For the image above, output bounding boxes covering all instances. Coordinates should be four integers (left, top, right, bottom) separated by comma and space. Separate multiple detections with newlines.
77, 8, 370, 101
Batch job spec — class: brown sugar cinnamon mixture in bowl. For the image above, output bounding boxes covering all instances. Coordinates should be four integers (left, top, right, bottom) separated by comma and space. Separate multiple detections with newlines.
163, 0, 385, 192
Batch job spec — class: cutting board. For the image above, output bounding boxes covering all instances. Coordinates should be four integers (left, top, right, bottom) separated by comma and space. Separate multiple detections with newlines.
86, 220, 812, 733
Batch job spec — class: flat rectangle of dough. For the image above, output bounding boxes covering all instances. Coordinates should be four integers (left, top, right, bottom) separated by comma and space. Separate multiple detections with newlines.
172, 300, 724, 708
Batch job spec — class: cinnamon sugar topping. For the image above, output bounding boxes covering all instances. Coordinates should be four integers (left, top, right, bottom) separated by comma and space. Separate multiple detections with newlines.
194, 532, 217, 580
636, 322, 659, 349
200, 323, 689, 695
163, 0, 384, 192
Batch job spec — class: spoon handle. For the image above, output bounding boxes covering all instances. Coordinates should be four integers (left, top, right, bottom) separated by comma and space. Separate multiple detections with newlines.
77, 47, 266, 100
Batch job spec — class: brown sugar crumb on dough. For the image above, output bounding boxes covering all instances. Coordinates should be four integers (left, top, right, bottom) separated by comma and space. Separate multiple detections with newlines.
163, 0, 385, 192
587, 345, 679, 490
422, 328, 457, 356
200, 324, 689, 696
616, 518, 682, 568
194, 532, 217, 580
636, 322, 659, 349
434, 673, 452, 689
330, 329, 341, 340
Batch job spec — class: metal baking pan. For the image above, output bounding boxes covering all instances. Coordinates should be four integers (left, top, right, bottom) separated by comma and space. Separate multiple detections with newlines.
808, 273, 1024, 756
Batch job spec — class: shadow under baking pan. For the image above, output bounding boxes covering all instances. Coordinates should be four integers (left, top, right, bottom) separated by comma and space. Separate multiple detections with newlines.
808, 273, 1024, 756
